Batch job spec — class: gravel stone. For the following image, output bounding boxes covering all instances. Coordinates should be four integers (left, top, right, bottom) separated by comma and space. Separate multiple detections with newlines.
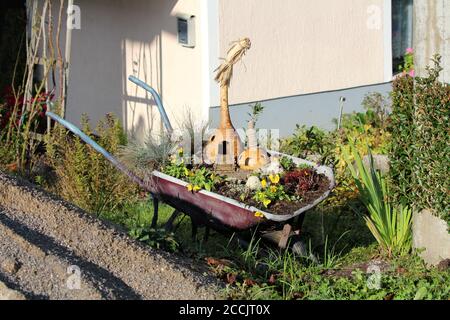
0, 171, 222, 300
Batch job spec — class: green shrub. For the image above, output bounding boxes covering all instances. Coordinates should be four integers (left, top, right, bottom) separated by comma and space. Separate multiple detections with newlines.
344, 145, 412, 257
46, 113, 138, 215
390, 55, 449, 224
280, 125, 335, 165
280, 96, 391, 210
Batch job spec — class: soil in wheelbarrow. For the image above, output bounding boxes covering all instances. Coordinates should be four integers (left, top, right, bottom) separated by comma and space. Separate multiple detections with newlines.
214, 170, 331, 215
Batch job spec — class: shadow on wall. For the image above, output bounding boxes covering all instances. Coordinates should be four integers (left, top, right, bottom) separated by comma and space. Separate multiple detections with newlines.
65, 0, 178, 139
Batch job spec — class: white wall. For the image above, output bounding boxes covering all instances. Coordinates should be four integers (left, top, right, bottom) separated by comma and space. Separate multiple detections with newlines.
414, 0, 450, 83
217, 0, 387, 105
40, 0, 390, 139
64, 0, 205, 140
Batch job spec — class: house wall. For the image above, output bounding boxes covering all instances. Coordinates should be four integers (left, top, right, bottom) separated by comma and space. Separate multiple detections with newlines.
62, 0, 205, 139
413, 0, 450, 83
210, 81, 392, 138
216, 0, 389, 105
38, 0, 393, 141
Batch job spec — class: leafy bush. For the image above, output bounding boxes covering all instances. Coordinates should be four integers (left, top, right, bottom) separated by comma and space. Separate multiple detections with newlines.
344, 145, 412, 257
281, 125, 335, 165
280, 94, 391, 210
46, 113, 138, 215
390, 55, 449, 224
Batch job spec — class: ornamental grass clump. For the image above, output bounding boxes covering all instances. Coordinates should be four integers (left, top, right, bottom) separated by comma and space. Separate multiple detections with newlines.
117, 132, 176, 176
343, 144, 412, 257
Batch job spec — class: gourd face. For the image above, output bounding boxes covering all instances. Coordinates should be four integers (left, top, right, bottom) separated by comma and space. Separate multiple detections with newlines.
238, 148, 269, 171
204, 128, 243, 165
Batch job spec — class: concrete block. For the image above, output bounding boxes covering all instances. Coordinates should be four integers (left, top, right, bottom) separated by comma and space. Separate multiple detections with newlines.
412, 209, 450, 266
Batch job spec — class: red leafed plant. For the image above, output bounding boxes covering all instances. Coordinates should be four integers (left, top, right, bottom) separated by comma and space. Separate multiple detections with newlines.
0, 86, 51, 131
282, 168, 320, 196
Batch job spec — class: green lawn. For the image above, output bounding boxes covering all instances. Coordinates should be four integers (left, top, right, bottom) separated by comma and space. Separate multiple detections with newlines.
102, 197, 450, 300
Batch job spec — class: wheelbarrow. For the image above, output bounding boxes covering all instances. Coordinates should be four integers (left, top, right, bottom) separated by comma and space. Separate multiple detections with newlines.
45, 77, 335, 250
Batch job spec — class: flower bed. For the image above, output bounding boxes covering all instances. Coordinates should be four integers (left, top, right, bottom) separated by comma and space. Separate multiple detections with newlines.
161, 149, 333, 216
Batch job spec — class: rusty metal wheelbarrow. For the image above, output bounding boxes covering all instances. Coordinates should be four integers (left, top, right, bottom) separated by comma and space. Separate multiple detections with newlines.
45, 77, 335, 250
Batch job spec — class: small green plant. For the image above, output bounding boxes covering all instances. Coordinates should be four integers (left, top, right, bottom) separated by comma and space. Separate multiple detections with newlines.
46, 113, 138, 215
247, 102, 264, 123
279, 156, 295, 171
129, 225, 179, 253
162, 148, 189, 179
281, 125, 334, 164
185, 167, 222, 192
343, 144, 412, 257
320, 232, 349, 269
399, 48, 415, 75
253, 174, 291, 208
163, 148, 222, 192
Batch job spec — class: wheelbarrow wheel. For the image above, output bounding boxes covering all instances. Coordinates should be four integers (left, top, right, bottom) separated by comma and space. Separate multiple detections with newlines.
289, 237, 318, 263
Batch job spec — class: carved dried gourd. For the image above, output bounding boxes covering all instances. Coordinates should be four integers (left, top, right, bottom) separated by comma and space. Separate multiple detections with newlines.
238, 119, 269, 171
204, 85, 243, 167
204, 38, 251, 167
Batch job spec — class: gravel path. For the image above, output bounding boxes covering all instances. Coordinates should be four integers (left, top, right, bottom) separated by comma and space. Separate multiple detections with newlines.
0, 172, 222, 300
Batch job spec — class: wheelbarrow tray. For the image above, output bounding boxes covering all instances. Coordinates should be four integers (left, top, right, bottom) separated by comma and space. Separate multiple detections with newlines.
150, 151, 335, 232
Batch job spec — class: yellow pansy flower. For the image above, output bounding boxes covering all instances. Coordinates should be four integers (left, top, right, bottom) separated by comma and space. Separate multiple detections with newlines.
269, 174, 280, 184
254, 211, 264, 218
193, 185, 201, 192
262, 198, 271, 207
261, 179, 267, 188
187, 184, 193, 191
270, 185, 277, 193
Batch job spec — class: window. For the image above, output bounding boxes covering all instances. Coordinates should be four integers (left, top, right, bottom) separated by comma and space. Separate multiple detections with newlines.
177, 15, 195, 48
177, 18, 188, 45
392, 0, 413, 74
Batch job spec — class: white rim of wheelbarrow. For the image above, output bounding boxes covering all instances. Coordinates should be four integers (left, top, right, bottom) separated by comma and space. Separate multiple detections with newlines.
152, 151, 335, 222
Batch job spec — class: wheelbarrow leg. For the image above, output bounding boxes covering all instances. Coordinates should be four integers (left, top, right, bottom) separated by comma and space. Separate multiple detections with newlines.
151, 196, 159, 228
164, 210, 181, 232
295, 212, 306, 233
191, 218, 198, 240
203, 227, 210, 244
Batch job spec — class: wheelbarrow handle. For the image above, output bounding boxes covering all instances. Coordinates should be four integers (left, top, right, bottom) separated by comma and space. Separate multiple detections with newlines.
128, 76, 173, 134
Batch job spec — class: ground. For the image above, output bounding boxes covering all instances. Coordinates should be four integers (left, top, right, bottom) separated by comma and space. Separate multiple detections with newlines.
0, 171, 221, 300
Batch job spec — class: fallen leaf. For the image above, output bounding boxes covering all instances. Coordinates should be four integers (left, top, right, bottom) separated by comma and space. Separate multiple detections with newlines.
205, 257, 232, 268
244, 279, 257, 287
292, 292, 304, 300
268, 274, 277, 285
226, 273, 237, 285
384, 293, 395, 300
6, 162, 17, 172
396, 267, 406, 274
